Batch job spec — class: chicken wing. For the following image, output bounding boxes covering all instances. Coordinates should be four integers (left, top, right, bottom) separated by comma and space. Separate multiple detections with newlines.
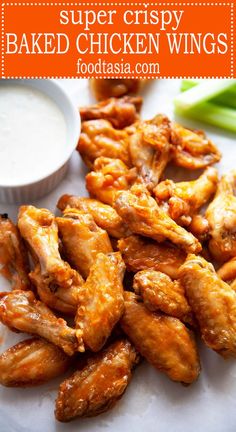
18, 206, 84, 290
179, 254, 236, 357
76, 253, 125, 352
29, 265, 81, 315
0, 338, 70, 387
171, 122, 221, 169
129, 115, 171, 190
118, 235, 186, 279
206, 170, 236, 262
133, 270, 193, 325
79, 95, 142, 129
188, 214, 210, 242
55, 339, 139, 421
57, 195, 130, 239
90, 78, 142, 100
114, 185, 201, 253
154, 167, 218, 226
86, 157, 137, 206
57, 209, 112, 279
0, 214, 30, 290
120, 292, 200, 384
0, 290, 83, 355
77, 119, 131, 169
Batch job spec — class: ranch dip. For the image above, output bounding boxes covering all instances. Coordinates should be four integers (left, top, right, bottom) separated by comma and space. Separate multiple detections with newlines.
0, 84, 67, 185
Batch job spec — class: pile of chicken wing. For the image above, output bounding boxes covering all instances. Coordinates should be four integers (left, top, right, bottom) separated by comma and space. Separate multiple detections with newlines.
1, 93, 236, 423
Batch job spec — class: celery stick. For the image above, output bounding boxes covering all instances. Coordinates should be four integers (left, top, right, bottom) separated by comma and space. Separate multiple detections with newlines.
175, 80, 236, 111
175, 102, 236, 133
180, 80, 236, 109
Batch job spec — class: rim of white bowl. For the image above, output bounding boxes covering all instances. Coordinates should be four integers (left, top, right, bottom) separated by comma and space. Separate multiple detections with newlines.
0, 79, 81, 188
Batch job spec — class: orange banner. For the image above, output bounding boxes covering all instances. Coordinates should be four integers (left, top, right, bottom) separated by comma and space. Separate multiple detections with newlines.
1, 2, 235, 78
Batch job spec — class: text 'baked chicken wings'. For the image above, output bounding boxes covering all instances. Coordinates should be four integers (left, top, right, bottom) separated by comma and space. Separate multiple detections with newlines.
0, 338, 70, 387
133, 270, 193, 325
114, 185, 201, 253
171, 122, 221, 169
79, 95, 142, 129
76, 252, 125, 352
154, 167, 218, 226
55, 339, 139, 422
118, 235, 186, 279
77, 119, 131, 169
129, 115, 171, 191
0, 214, 31, 290
206, 170, 236, 262
57, 208, 112, 279
0, 290, 83, 355
121, 292, 200, 384
57, 195, 130, 239
179, 254, 236, 357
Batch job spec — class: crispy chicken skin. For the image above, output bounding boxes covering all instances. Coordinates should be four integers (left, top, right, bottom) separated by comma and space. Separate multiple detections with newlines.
18, 206, 83, 290
76, 253, 125, 352
114, 185, 202, 253
86, 157, 137, 206
90, 78, 141, 100
118, 235, 186, 279
57, 209, 112, 279
206, 170, 236, 262
179, 254, 236, 357
0, 290, 83, 355
29, 265, 81, 315
121, 292, 200, 383
55, 339, 139, 422
188, 214, 210, 242
171, 122, 221, 169
0, 214, 31, 290
154, 167, 218, 226
129, 115, 171, 190
0, 338, 70, 387
77, 119, 131, 169
133, 270, 193, 324
57, 195, 130, 239
217, 257, 236, 284
79, 96, 142, 129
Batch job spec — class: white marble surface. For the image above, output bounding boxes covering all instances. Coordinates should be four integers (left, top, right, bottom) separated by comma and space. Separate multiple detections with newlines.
0, 79, 236, 432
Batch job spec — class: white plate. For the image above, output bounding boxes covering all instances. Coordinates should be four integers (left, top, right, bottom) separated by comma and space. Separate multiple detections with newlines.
0, 79, 236, 432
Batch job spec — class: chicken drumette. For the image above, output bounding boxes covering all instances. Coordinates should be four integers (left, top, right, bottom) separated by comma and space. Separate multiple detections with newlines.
114, 185, 201, 253
129, 115, 171, 191
0, 290, 83, 355
171, 122, 221, 169
57, 208, 112, 279
0, 214, 31, 290
77, 119, 131, 169
79, 95, 142, 129
154, 167, 218, 226
90, 78, 142, 100
55, 339, 139, 421
57, 195, 130, 239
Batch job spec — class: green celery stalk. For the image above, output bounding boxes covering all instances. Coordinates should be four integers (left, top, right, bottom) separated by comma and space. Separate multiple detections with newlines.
175, 80, 236, 111
175, 102, 236, 133
180, 80, 236, 109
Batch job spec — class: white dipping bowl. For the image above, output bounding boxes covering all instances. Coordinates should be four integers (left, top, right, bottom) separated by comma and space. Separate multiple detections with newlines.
0, 79, 81, 204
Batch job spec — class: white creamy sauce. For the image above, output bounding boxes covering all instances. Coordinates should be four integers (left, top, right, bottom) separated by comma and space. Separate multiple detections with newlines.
0, 85, 67, 185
